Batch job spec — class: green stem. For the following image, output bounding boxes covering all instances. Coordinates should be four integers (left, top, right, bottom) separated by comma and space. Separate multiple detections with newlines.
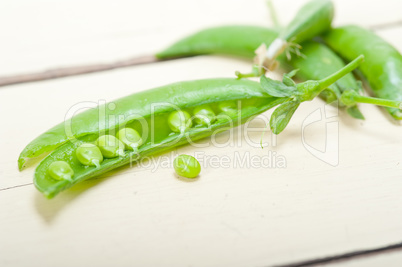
267, 0, 281, 29
318, 55, 364, 90
342, 91, 402, 109
235, 69, 262, 79
357, 96, 402, 109
235, 71, 257, 79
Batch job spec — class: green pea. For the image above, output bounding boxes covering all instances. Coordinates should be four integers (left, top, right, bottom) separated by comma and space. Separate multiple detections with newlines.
48, 161, 74, 181
173, 154, 201, 178
193, 105, 216, 126
117, 128, 143, 151
218, 101, 237, 112
216, 101, 238, 120
96, 135, 125, 158
76, 143, 103, 167
168, 110, 192, 133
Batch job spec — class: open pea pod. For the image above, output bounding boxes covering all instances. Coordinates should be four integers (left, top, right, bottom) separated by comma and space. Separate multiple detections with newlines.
18, 79, 265, 168
19, 79, 285, 198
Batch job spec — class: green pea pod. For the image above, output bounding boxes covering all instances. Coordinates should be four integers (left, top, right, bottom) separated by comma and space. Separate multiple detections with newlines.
323, 25, 402, 120
17, 79, 264, 170
157, 25, 364, 118
281, 0, 334, 43
156, 25, 279, 60
20, 79, 284, 198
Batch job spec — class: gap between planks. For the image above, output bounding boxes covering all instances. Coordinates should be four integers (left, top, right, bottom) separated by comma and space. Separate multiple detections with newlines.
274, 241, 402, 267
0, 183, 33, 192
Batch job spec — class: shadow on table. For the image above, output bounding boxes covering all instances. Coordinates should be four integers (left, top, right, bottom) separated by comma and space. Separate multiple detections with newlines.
33, 165, 130, 224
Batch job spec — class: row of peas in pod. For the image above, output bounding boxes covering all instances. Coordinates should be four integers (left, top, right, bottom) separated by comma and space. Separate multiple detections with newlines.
47, 127, 143, 182
168, 100, 238, 133
47, 101, 238, 182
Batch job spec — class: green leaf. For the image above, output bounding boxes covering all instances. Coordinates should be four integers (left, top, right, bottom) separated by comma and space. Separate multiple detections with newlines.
346, 106, 365, 120
282, 69, 299, 86
260, 75, 297, 98
282, 75, 296, 87
285, 69, 299, 78
270, 100, 300, 134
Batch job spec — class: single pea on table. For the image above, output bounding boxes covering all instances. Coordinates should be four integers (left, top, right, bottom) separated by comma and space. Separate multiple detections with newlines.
174, 155, 201, 179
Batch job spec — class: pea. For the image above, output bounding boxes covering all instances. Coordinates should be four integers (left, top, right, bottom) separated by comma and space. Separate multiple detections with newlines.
217, 101, 238, 120
193, 105, 216, 126
76, 143, 103, 168
96, 135, 125, 158
218, 101, 237, 112
173, 155, 201, 178
168, 110, 192, 133
117, 128, 143, 150
48, 161, 74, 181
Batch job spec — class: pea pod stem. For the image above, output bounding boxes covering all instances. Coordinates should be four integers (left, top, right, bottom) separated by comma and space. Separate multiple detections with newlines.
356, 96, 402, 109
295, 55, 364, 103
265, 39, 288, 63
92, 159, 101, 168
63, 175, 73, 183
318, 55, 364, 91
267, 0, 281, 29
342, 91, 402, 109
235, 71, 258, 79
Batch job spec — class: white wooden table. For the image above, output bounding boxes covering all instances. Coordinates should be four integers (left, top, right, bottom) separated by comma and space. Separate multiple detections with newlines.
1, 0, 402, 266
